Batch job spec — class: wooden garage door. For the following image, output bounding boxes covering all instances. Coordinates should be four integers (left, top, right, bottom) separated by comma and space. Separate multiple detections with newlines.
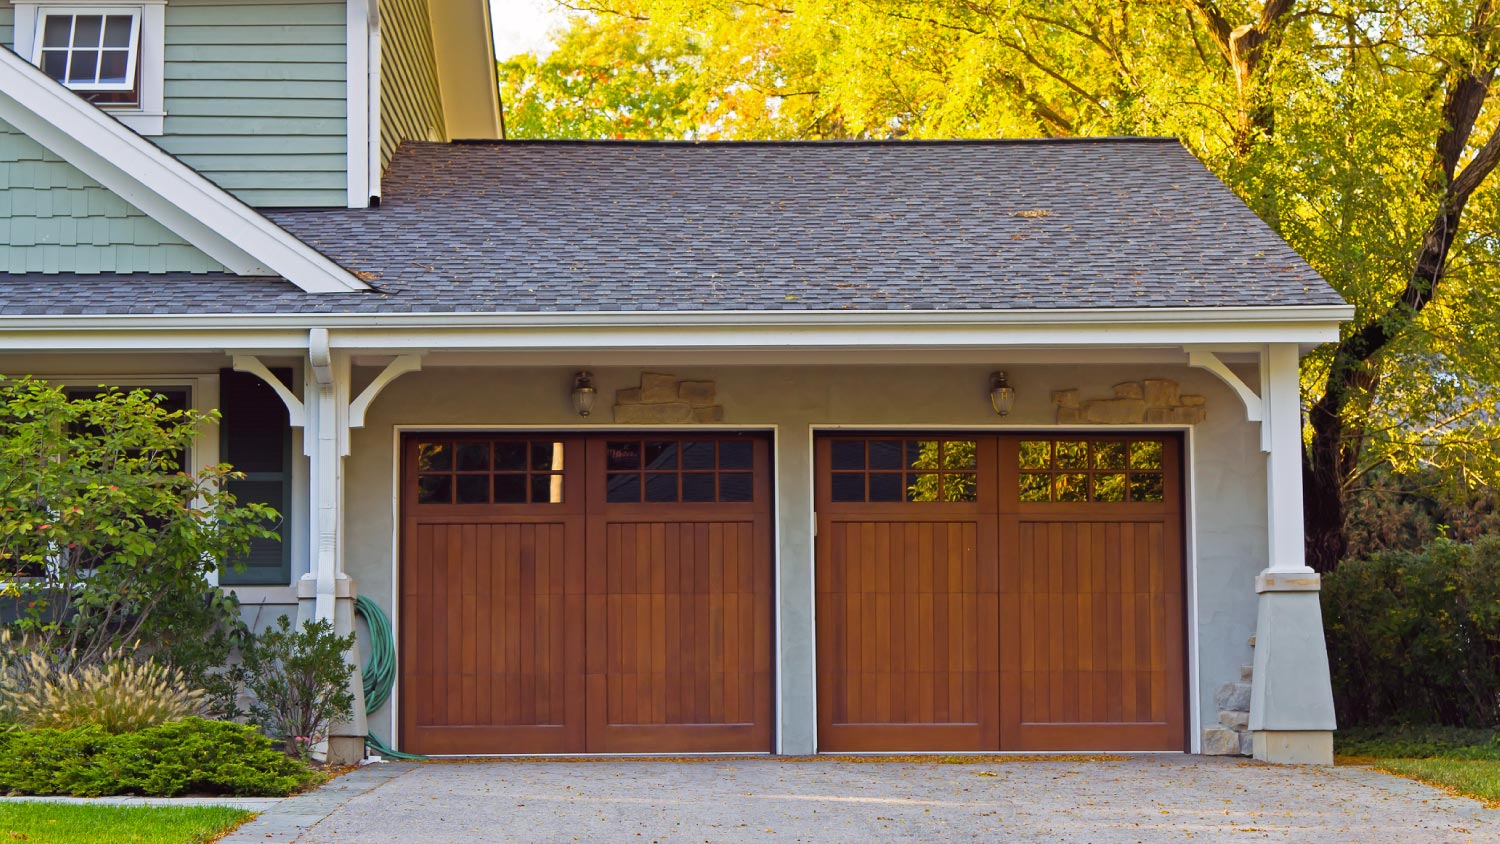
815, 434, 1185, 752
401, 433, 773, 755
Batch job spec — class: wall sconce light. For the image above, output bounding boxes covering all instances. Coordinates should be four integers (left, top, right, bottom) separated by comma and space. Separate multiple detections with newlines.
571, 371, 597, 417
990, 371, 1015, 416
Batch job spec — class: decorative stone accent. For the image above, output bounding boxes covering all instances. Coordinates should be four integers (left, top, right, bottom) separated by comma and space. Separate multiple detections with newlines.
613, 373, 725, 424
1052, 379, 1206, 425
1203, 663, 1253, 756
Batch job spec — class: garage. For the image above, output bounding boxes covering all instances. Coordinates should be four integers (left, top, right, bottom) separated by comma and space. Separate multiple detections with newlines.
400, 433, 773, 755
815, 434, 1186, 752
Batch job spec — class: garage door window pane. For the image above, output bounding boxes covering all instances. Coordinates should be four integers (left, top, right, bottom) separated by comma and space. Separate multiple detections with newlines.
417, 442, 451, 471
1014, 438, 1168, 505
1056, 441, 1088, 469
1019, 473, 1051, 502
645, 473, 678, 502
1093, 442, 1127, 470
1130, 440, 1163, 470
1020, 441, 1050, 469
607, 473, 641, 502
607, 441, 641, 470
831, 440, 864, 470
532, 474, 564, 504
682, 441, 716, 470
456, 443, 489, 472
456, 474, 489, 504
1056, 473, 1089, 502
719, 472, 753, 502
494, 442, 527, 470
494, 474, 526, 503
868, 439, 903, 469
831, 473, 864, 502
682, 472, 715, 501
868, 472, 904, 502
719, 440, 754, 469
1130, 473, 1165, 502
417, 475, 452, 504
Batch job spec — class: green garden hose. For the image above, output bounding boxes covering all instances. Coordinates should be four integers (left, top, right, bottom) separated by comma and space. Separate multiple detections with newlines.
354, 594, 427, 760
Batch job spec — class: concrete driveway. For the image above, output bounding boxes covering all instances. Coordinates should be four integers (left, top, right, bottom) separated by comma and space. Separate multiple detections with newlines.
234, 756, 1499, 844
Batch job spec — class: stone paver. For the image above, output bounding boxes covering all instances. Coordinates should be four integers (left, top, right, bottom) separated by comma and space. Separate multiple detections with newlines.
272, 756, 1500, 844
219, 761, 416, 844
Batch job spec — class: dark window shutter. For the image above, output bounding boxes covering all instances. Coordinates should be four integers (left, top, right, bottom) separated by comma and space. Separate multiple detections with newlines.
219, 368, 293, 586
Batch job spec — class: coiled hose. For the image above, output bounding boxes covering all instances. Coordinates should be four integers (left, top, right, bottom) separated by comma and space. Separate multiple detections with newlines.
355, 594, 427, 760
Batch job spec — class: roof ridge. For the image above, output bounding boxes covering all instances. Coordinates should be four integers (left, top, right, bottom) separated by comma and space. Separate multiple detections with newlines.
446, 136, 1182, 147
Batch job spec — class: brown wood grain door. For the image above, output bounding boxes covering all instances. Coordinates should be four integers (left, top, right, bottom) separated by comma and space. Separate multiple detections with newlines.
401, 435, 586, 755
998, 435, 1186, 751
815, 437, 1001, 751
814, 433, 1186, 753
401, 432, 773, 755
583, 436, 774, 753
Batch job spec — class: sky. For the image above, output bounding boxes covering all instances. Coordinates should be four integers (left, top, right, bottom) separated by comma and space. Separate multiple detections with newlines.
489, 0, 571, 60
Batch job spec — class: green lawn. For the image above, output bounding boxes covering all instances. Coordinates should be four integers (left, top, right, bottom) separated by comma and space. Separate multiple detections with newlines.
1337, 726, 1500, 807
0, 803, 253, 844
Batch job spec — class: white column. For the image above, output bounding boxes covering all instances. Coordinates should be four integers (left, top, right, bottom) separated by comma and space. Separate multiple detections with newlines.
1248, 342, 1336, 764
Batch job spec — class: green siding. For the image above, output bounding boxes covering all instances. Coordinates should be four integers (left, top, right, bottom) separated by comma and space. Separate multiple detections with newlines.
0, 118, 225, 274
155, 0, 348, 208
0, 4, 12, 46
379, 0, 444, 171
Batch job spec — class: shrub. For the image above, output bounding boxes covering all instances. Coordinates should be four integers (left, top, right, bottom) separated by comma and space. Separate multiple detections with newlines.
1323, 536, 1500, 727
5, 647, 203, 733
0, 377, 278, 668
0, 718, 314, 797
240, 616, 355, 757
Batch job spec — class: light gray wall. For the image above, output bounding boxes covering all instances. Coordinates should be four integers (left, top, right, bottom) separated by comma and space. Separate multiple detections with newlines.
346, 362, 1269, 754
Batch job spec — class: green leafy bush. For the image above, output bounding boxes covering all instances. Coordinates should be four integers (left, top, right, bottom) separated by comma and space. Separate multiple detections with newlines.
1323, 536, 1500, 727
240, 616, 355, 757
0, 719, 314, 797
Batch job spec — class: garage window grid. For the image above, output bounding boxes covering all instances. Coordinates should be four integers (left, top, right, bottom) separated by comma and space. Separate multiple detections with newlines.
414, 439, 566, 504
604, 438, 754, 503
1017, 438, 1165, 503
828, 438, 979, 503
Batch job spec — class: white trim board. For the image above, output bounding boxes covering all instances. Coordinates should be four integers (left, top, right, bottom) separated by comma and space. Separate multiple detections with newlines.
0, 46, 368, 293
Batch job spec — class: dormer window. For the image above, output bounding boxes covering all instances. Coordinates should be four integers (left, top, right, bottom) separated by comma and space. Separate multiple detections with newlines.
12, 0, 165, 135
36, 11, 142, 104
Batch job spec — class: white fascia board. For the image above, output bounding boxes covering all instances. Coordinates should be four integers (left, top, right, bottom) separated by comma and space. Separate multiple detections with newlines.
0, 47, 368, 294
0, 305, 1352, 352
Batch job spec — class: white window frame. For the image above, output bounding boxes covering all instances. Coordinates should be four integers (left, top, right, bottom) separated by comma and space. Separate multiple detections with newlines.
12, 0, 166, 136
33, 9, 141, 92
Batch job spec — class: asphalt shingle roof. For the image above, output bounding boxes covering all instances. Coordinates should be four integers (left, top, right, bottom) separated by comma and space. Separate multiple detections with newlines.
0, 138, 1345, 316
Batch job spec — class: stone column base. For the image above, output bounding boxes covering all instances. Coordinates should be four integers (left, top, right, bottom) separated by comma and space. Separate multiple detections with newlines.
324, 735, 368, 766
1253, 730, 1333, 765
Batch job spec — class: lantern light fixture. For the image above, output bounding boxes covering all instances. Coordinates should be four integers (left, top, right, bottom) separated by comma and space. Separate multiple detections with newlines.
571, 371, 597, 417
989, 371, 1015, 416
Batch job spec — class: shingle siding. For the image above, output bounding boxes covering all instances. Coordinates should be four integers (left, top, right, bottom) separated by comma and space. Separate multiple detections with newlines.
154, 0, 348, 208
0, 117, 225, 274
378, 0, 445, 171
0, 4, 13, 46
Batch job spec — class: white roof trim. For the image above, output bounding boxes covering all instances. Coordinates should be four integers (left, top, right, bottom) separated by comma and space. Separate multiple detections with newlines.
0, 47, 368, 293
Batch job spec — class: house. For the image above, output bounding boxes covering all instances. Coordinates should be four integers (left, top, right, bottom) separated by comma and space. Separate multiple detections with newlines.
0, 0, 1350, 765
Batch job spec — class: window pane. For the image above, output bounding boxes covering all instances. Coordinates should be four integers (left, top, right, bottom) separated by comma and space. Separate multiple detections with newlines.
97, 50, 129, 85
43, 16, 72, 48
906, 440, 941, 470
417, 475, 451, 504
455, 474, 489, 505
943, 441, 978, 469
1093, 441, 1127, 470
1130, 440, 1163, 470
1056, 473, 1089, 502
904, 474, 940, 502
947, 473, 978, 502
606, 473, 640, 503
719, 472, 753, 502
1130, 473, 1165, 502
455, 442, 489, 472
644, 472, 678, 502
868, 472, 903, 502
531, 441, 563, 471
1019, 441, 1050, 470
607, 441, 640, 470
868, 439, 903, 470
830, 440, 864, 470
531, 474, 564, 504
102, 16, 133, 48
1056, 441, 1088, 469
718, 440, 753, 469
72, 15, 103, 48
830, 473, 863, 502
1093, 473, 1127, 502
644, 441, 678, 470
67, 50, 99, 84
682, 472, 715, 502
1019, 473, 1051, 502
681, 440, 715, 470
41, 50, 68, 80
493, 474, 526, 503
416, 442, 451, 471
493, 442, 527, 471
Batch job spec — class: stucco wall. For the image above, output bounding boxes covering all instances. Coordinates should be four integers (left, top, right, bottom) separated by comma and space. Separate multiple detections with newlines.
345, 362, 1269, 755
